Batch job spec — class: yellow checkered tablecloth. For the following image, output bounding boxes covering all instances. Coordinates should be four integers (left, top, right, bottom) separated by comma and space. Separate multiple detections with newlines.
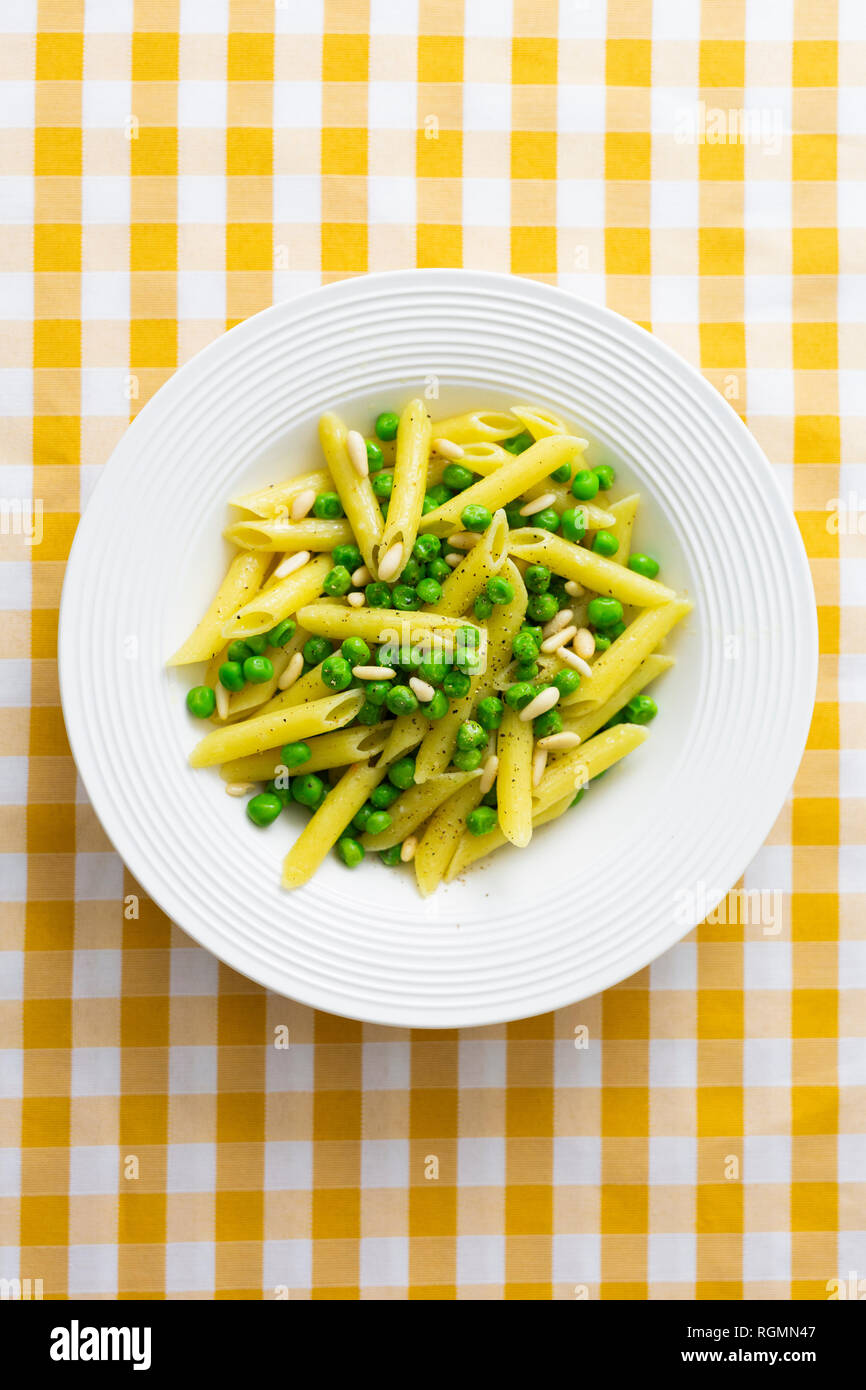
0, 0, 862, 1300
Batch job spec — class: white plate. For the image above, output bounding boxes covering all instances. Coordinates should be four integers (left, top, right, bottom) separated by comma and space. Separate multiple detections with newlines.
59, 270, 817, 1028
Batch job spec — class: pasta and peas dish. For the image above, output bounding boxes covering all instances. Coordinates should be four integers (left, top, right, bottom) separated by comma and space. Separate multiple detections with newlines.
169, 402, 690, 896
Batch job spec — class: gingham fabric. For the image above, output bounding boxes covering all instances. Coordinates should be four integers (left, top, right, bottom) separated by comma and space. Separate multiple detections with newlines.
0, 0, 863, 1301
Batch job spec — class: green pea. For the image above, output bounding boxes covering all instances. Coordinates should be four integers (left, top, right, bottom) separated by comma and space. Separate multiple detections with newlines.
486, 575, 514, 606
356, 700, 381, 725
512, 631, 540, 663
427, 557, 451, 583
551, 461, 573, 483
570, 787, 586, 808
365, 810, 392, 836
628, 552, 660, 579
362, 680, 391, 708
561, 507, 587, 543
534, 709, 563, 739
388, 757, 416, 790
416, 577, 442, 605
476, 695, 503, 731
218, 660, 245, 692
421, 494, 438, 515
245, 634, 268, 655
332, 543, 362, 570
522, 623, 543, 642
466, 805, 498, 836
571, 469, 599, 501
592, 530, 618, 557
303, 636, 332, 666
401, 558, 422, 587
266, 777, 293, 806
533, 507, 560, 533
246, 792, 283, 827
352, 802, 374, 834
413, 533, 441, 562
504, 682, 536, 711
607, 620, 627, 639
626, 694, 658, 724
442, 463, 475, 491
371, 471, 393, 500
320, 653, 353, 690
323, 564, 352, 597
392, 584, 420, 611
364, 581, 392, 608
524, 564, 551, 594
292, 773, 324, 809
366, 439, 384, 469
473, 593, 494, 620
337, 836, 365, 868
280, 741, 311, 768
266, 618, 296, 648
386, 684, 418, 716
443, 668, 471, 699
340, 636, 370, 666
457, 719, 486, 751
526, 592, 558, 623
370, 782, 400, 810
481, 788, 498, 807
243, 655, 274, 684
453, 746, 483, 771
594, 633, 611, 652
186, 685, 216, 718
313, 491, 343, 519
461, 503, 493, 533
379, 844, 403, 866
593, 464, 615, 490
423, 689, 449, 719
375, 410, 399, 441
502, 430, 533, 454
418, 655, 448, 686
377, 644, 399, 667
426, 483, 454, 506
514, 661, 539, 681
553, 670, 581, 697
587, 596, 623, 629
227, 639, 253, 663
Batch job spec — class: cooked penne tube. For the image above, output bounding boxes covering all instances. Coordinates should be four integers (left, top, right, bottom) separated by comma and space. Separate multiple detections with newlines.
188, 690, 365, 768
429, 409, 518, 444
378, 398, 432, 577
431, 509, 509, 617
414, 778, 485, 896
296, 602, 483, 652
532, 723, 649, 811
230, 469, 332, 519
221, 553, 331, 640
561, 655, 673, 735
414, 691, 475, 784
446, 792, 574, 880
566, 599, 691, 709
496, 705, 534, 848
419, 435, 588, 534
219, 724, 389, 783
604, 494, 640, 566
318, 413, 384, 573
168, 550, 271, 665
381, 711, 428, 762
426, 440, 510, 487
507, 528, 676, 606
253, 661, 327, 716
360, 770, 482, 850
510, 404, 570, 439
224, 517, 353, 551
282, 760, 388, 889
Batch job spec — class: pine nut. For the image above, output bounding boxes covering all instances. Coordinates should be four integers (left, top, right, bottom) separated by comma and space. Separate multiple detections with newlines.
532, 748, 548, 786
273, 549, 311, 580
542, 608, 574, 638
354, 664, 394, 680
351, 564, 371, 586
520, 492, 556, 517
431, 437, 464, 461
278, 651, 304, 690
574, 627, 595, 660
400, 835, 418, 863
564, 580, 584, 598
446, 531, 480, 550
409, 676, 435, 703
377, 541, 404, 582
537, 731, 581, 751
445, 552, 462, 567
519, 686, 560, 722
558, 648, 592, 678
346, 429, 369, 477
290, 489, 316, 522
479, 754, 499, 795
347, 591, 366, 608
215, 683, 230, 720
541, 625, 577, 654
225, 782, 253, 798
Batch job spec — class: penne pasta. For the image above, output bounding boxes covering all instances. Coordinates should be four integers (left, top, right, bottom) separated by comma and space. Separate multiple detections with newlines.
230, 469, 332, 519
565, 599, 691, 710
220, 723, 389, 783
432, 508, 509, 617
224, 517, 354, 552
225, 625, 308, 719
414, 778, 485, 896
604, 494, 640, 566
419, 435, 588, 535
318, 413, 384, 574
446, 792, 575, 881
296, 602, 484, 654
360, 769, 482, 850
509, 404, 570, 439
532, 723, 649, 811
429, 409, 518, 444
561, 655, 673, 736
378, 398, 432, 578
168, 550, 271, 665
496, 705, 534, 848
188, 689, 365, 768
282, 760, 389, 889
507, 528, 676, 606
221, 553, 331, 640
